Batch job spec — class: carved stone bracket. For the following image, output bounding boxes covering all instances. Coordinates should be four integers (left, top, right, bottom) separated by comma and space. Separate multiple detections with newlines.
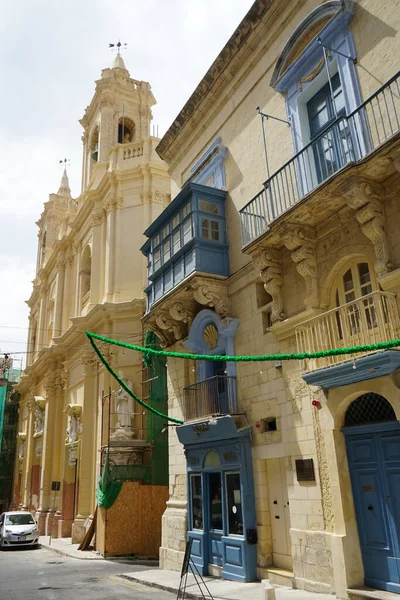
142, 276, 229, 348
155, 311, 186, 347
281, 225, 318, 309
253, 248, 285, 323
191, 280, 230, 316
339, 177, 391, 276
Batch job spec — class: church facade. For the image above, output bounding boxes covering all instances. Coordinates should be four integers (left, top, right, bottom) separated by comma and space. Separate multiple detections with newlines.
142, 0, 400, 596
13, 53, 170, 545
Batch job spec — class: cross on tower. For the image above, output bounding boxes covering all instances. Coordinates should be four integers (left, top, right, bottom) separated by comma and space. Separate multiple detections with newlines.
59, 158, 70, 168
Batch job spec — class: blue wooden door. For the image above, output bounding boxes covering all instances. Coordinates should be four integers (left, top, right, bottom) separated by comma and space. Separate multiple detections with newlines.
345, 424, 400, 593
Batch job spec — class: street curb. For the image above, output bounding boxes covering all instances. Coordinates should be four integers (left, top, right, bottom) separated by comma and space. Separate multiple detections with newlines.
39, 542, 103, 561
120, 573, 214, 600
40, 541, 159, 566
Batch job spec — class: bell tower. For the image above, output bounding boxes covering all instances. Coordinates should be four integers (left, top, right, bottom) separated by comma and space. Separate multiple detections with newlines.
79, 50, 156, 191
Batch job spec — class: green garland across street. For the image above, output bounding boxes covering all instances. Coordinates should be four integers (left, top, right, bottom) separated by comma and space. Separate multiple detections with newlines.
87, 330, 400, 426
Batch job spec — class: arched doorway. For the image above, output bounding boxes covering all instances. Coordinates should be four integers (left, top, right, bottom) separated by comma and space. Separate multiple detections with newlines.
343, 393, 400, 593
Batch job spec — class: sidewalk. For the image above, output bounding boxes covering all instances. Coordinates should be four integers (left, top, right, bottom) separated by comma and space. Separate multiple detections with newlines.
38, 536, 159, 566
39, 536, 102, 560
120, 568, 336, 600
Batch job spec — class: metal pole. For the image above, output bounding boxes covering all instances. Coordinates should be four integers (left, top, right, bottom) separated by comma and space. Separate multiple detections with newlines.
322, 45, 338, 118
48, 489, 57, 546
259, 112, 270, 180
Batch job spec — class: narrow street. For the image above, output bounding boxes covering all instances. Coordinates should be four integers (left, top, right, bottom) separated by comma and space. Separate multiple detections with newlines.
0, 546, 175, 600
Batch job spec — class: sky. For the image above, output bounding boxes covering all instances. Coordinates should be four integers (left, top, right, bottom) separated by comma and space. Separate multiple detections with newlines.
0, 0, 254, 365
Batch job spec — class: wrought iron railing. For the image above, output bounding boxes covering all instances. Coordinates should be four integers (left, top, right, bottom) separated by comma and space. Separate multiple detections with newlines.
182, 375, 237, 421
295, 291, 400, 372
240, 71, 400, 247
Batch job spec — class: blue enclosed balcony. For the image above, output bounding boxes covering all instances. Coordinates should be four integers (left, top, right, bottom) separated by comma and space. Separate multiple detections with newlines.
141, 182, 229, 311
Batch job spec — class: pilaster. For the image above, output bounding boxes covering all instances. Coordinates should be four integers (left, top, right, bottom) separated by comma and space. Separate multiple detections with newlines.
71, 352, 98, 543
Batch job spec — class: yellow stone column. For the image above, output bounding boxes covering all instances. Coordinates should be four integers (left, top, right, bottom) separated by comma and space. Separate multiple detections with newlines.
22, 395, 35, 510
71, 352, 98, 543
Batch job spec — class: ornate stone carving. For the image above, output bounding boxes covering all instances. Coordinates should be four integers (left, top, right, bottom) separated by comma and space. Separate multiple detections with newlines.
155, 311, 185, 344
115, 373, 134, 428
191, 281, 230, 316
72, 239, 82, 254
35, 437, 42, 459
33, 399, 45, 436
99, 95, 114, 109
253, 248, 285, 323
66, 413, 82, 444
281, 225, 318, 309
339, 177, 391, 276
18, 439, 26, 463
169, 302, 193, 325
91, 209, 105, 227
68, 446, 78, 467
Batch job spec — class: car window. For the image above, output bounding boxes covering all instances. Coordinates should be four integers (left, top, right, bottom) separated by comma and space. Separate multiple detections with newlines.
5, 514, 35, 526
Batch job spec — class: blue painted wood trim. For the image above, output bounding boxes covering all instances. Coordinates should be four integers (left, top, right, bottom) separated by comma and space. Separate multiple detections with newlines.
342, 421, 400, 435
142, 182, 227, 241
302, 350, 400, 389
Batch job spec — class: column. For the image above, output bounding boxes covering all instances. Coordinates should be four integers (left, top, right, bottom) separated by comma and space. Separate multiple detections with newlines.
104, 201, 117, 301
22, 396, 35, 510
72, 241, 81, 316
54, 256, 66, 337
62, 250, 73, 331
37, 282, 48, 351
71, 353, 98, 544
36, 372, 57, 534
90, 209, 104, 304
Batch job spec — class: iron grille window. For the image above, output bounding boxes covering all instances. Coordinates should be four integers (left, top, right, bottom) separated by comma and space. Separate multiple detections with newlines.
344, 393, 396, 427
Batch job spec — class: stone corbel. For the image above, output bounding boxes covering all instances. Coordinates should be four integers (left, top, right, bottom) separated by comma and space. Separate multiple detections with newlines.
253, 248, 285, 323
338, 177, 391, 276
280, 225, 318, 309
191, 279, 230, 316
169, 302, 193, 327
155, 310, 186, 346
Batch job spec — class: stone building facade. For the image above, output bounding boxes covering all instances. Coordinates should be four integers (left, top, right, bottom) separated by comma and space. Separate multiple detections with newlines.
141, 0, 400, 596
14, 53, 170, 543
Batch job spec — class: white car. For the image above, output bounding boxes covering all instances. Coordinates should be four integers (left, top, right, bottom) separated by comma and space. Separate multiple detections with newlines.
0, 511, 39, 548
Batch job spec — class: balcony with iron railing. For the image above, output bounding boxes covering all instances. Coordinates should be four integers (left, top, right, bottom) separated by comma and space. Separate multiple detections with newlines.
182, 375, 237, 421
240, 72, 400, 248
295, 291, 400, 373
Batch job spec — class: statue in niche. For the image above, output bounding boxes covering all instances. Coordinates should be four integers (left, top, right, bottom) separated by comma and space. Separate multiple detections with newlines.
115, 371, 133, 428
66, 414, 81, 444
34, 404, 44, 435
18, 440, 26, 462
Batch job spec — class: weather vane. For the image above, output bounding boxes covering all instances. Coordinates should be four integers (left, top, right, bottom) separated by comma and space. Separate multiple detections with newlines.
109, 41, 127, 55
59, 158, 70, 168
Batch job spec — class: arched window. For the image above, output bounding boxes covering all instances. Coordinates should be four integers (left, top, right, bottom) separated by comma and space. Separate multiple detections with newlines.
90, 126, 99, 161
80, 246, 92, 308
333, 261, 379, 337
344, 393, 396, 427
118, 117, 135, 144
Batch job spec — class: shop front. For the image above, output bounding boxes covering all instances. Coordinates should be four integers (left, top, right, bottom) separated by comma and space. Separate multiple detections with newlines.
177, 415, 257, 582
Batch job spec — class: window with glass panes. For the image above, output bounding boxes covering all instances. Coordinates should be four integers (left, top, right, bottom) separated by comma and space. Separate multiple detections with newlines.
150, 202, 193, 274
335, 262, 378, 335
